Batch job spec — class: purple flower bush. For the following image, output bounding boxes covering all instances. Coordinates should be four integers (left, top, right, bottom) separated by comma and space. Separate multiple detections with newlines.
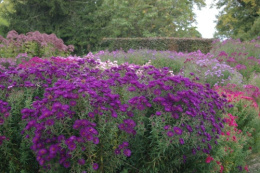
0, 30, 74, 58
0, 55, 232, 172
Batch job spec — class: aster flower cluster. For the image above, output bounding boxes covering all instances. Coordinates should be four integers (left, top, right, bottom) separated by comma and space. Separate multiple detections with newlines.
118, 119, 136, 135
0, 55, 233, 172
114, 141, 131, 157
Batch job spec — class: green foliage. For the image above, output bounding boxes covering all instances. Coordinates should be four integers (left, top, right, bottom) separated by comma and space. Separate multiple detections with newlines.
0, 0, 14, 35
214, 0, 260, 40
97, 0, 205, 38
2, 0, 208, 55
0, 89, 40, 172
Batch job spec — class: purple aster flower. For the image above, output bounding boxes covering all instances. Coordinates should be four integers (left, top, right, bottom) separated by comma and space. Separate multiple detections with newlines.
171, 113, 179, 119
78, 159, 85, 165
0, 118, 4, 125
86, 134, 93, 141
167, 131, 174, 137
38, 148, 48, 156
69, 136, 77, 141
69, 100, 77, 106
114, 148, 121, 155
155, 111, 161, 116
124, 119, 136, 127
41, 109, 51, 118
136, 104, 145, 110
56, 111, 65, 119
123, 149, 131, 157
52, 102, 62, 109
86, 127, 98, 135
63, 161, 71, 168
61, 104, 70, 111
88, 112, 95, 118
173, 127, 183, 135
179, 138, 185, 145
4, 112, 10, 118
164, 125, 170, 130
49, 145, 58, 154
67, 143, 77, 151
45, 119, 54, 126
154, 89, 161, 95
118, 144, 124, 150
118, 123, 125, 130
73, 121, 81, 130
122, 141, 129, 147
176, 106, 183, 112
186, 125, 193, 132
128, 86, 136, 92
80, 128, 87, 137
93, 137, 99, 144
208, 144, 212, 150
200, 125, 206, 132
92, 163, 99, 170
146, 102, 152, 107
111, 110, 118, 118
39, 159, 45, 166
127, 111, 134, 117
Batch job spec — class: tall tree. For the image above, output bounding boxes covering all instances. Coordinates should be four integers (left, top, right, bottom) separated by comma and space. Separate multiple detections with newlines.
214, 0, 260, 40
97, 0, 205, 38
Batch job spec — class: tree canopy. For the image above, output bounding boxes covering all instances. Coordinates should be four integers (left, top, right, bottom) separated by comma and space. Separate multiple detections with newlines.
1, 0, 206, 54
0, 0, 14, 35
97, 0, 205, 38
214, 0, 260, 40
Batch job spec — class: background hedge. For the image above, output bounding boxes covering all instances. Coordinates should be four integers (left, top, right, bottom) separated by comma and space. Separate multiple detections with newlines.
100, 37, 214, 53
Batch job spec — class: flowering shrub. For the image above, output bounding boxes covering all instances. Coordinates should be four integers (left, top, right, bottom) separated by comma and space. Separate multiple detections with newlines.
181, 58, 243, 87
0, 57, 232, 172
0, 30, 74, 58
214, 84, 260, 153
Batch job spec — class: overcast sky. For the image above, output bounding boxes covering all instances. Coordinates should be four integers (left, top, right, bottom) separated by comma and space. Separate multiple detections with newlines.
193, 0, 219, 38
